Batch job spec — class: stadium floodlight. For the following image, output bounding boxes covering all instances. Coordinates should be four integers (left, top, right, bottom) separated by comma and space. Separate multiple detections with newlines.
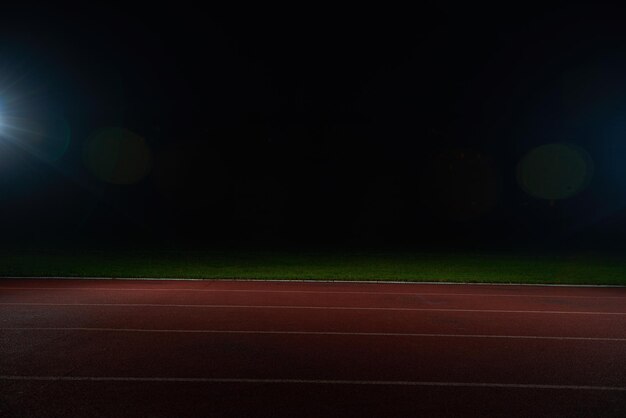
0, 76, 71, 161
0, 101, 11, 138
0, 102, 15, 141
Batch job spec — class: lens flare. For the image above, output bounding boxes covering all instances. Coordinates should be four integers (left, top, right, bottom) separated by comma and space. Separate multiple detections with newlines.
517, 143, 593, 200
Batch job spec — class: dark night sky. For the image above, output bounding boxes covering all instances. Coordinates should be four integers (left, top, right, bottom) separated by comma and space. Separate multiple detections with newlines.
1, 2, 626, 249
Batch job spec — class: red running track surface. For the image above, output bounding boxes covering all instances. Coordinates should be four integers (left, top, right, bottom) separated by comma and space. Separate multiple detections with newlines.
1, 279, 625, 417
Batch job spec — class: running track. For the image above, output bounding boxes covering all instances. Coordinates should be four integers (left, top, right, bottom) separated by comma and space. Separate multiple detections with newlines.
1, 279, 626, 417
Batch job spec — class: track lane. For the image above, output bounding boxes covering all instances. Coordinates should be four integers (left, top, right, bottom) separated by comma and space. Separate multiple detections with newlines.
2, 288, 626, 312
2, 303, 626, 339
2, 329, 626, 386
3, 380, 625, 418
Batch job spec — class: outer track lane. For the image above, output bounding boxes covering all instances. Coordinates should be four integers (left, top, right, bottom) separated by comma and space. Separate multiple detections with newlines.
1, 329, 626, 386
3, 381, 626, 418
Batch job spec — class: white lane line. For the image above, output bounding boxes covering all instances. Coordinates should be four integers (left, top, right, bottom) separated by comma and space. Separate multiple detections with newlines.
2, 327, 625, 342
2, 277, 625, 287
1, 375, 625, 391
1, 302, 625, 315
1, 287, 624, 299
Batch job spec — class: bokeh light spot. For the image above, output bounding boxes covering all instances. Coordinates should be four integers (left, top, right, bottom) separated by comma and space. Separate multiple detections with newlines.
517, 143, 593, 200
84, 127, 152, 184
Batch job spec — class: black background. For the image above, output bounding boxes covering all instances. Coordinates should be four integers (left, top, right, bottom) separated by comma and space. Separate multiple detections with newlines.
1, 2, 626, 250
